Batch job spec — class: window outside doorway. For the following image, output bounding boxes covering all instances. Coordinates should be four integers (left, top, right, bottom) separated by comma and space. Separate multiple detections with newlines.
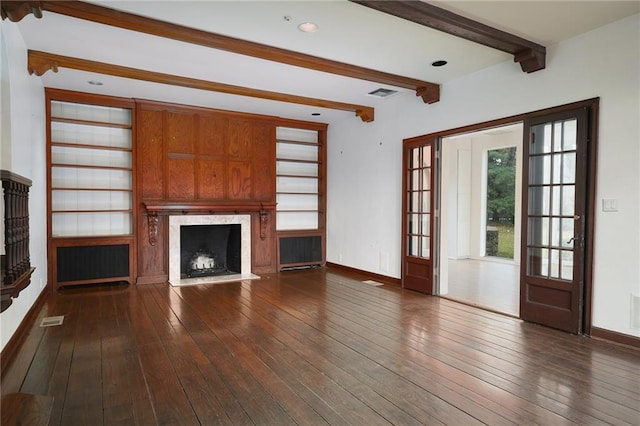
485, 147, 517, 260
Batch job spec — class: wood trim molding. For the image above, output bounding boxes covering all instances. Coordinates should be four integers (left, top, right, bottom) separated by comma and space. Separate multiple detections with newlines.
0, 285, 48, 380
143, 201, 277, 215
28, 50, 375, 122
325, 262, 401, 287
591, 327, 640, 350
26, 0, 439, 104
350, 0, 546, 73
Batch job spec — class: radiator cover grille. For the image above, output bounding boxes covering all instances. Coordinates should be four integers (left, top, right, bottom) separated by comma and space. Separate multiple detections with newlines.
57, 244, 129, 282
279, 236, 322, 266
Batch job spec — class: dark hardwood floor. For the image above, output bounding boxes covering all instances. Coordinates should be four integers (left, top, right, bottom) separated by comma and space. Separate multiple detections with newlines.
2, 267, 639, 425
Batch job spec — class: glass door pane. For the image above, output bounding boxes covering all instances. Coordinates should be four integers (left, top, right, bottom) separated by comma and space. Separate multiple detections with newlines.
526, 119, 577, 281
407, 145, 431, 260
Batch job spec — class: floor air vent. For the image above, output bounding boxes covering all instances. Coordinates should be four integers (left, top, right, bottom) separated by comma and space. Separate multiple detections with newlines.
40, 316, 64, 327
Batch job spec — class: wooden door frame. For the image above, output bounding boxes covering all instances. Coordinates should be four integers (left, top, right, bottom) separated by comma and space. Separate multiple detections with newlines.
409, 98, 598, 334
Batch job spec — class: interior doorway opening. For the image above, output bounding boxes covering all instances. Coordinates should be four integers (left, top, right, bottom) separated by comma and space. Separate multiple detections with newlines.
438, 123, 523, 316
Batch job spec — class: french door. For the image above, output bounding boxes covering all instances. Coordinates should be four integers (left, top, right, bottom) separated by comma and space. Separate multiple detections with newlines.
521, 108, 589, 333
402, 137, 434, 293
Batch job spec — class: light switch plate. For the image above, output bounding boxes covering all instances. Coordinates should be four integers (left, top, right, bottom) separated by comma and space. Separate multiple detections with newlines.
602, 198, 618, 212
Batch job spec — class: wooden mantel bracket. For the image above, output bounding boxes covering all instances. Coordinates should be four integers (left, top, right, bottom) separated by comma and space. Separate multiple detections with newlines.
147, 212, 159, 246
1, 1, 42, 22
350, 0, 546, 73
259, 205, 268, 240
27, 50, 375, 122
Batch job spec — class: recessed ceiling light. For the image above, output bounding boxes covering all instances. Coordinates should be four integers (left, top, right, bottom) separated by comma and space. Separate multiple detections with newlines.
88, 80, 103, 86
298, 22, 318, 33
431, 60, 448, 67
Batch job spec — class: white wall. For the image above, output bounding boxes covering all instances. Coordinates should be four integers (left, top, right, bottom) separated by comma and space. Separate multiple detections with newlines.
443, 137, 471, 259
0, 21, 47, 351
327, 14, 640, 338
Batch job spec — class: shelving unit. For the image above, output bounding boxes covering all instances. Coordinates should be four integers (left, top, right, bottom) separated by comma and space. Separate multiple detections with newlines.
275, 126, 326, 268
50, 100, 133, 236
276, 127, 320, 230
47, 89, 135, 289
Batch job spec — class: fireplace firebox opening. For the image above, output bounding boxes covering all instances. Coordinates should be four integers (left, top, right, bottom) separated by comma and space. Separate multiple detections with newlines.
180, 224, 241, 279
168, 213, 258, 286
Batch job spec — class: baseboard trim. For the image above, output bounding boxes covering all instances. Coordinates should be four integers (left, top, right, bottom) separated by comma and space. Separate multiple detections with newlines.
136, 274, 168, 285
325, 262, 401, 287
591, 327, 640, 349
0, 288, 49, 379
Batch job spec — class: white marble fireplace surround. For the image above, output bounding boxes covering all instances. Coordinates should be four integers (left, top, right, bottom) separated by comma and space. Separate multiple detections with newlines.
169, 214, 259, 286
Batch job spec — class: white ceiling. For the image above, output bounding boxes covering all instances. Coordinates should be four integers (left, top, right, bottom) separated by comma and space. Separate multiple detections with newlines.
12, 0, 640, 124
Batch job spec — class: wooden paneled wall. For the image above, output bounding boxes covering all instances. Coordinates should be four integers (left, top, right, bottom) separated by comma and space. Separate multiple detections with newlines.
135, 100, 277, 283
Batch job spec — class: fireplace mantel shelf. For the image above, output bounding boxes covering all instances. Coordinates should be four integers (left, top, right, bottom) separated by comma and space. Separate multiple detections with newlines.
143, 201, 276, 246
144, 201, 276, 214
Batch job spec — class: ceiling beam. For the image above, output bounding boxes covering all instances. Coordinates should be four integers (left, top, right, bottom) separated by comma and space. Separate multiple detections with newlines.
1, 0, 440, 104
349, 0, 546, 73
0, 1, 42, 21
27, 50, 375, 122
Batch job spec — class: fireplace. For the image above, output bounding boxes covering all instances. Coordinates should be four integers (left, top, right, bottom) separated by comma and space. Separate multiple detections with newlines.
180, 224, 240, 278
168, 214, 259, 286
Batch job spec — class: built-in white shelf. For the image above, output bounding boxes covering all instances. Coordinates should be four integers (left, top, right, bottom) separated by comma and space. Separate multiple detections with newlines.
276, 127, 320, 231
50, 100, 133, 237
